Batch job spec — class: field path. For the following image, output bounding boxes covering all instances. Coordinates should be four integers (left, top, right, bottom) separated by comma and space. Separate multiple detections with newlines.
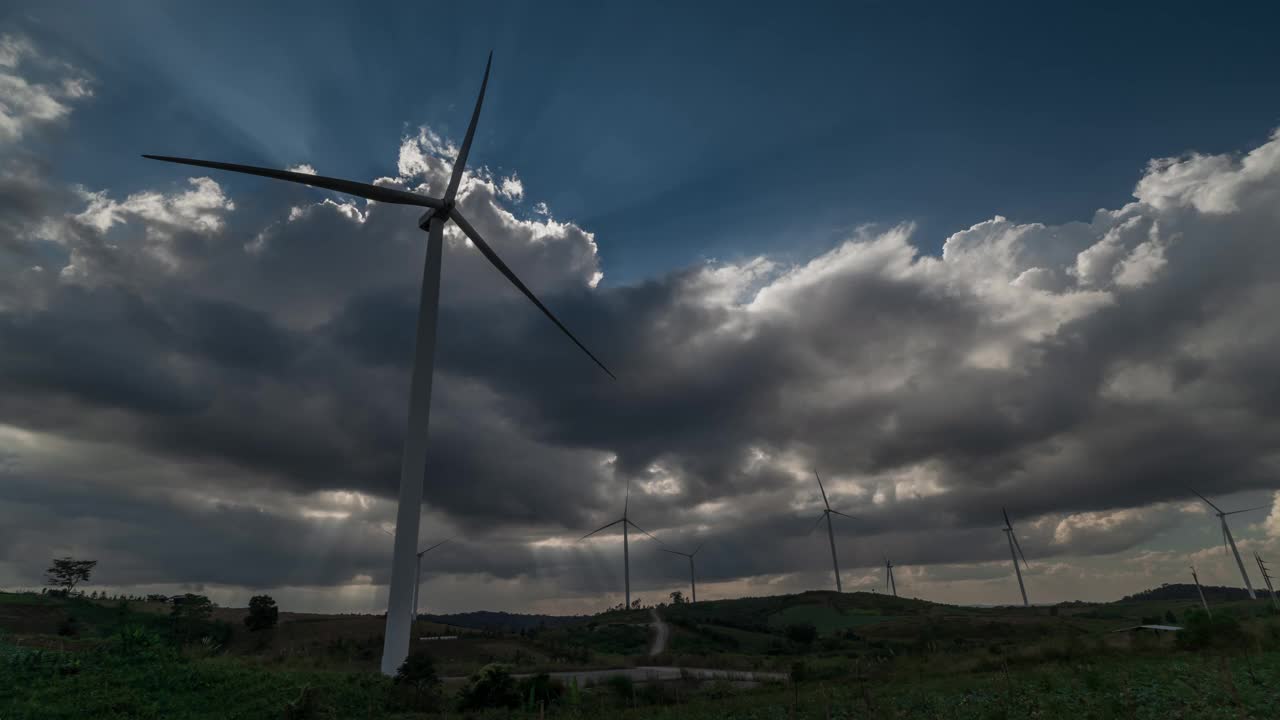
648, 606, 669, 656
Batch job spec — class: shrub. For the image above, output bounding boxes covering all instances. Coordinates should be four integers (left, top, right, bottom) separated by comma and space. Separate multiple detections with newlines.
516, 672, 565, 710
1176, 609, 1247, 652
458, 663, 520, 710
395, 651, 442, 710
605, 673, 635, 704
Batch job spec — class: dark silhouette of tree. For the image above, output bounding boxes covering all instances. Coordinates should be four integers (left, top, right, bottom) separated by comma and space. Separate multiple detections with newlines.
45, 557, 97, 594
244, 595, 279, 631
170, 593, 214, 644
669, 591, 686, 605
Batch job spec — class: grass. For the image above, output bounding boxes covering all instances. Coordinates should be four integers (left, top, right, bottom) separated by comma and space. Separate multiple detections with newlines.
5, 589, 1280, 718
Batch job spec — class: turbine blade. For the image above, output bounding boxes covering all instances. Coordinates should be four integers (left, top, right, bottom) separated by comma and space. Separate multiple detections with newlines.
579, 518, 624, 541
659, 548, 688, 557
624, 477, 631, 518
626, 520, 662, 544
692, 541, 705, 557
814, 470, 831, 510
1002, 507, 1012, 530
142, 155, 443, 209
1187, 487, 1223, 514
418, 536, 455, 555
444, 51, 492, 204
1223, 505, 1270, 516
807, 512, 827, 535
829, 509, 855, 520
448, 209, 615, 379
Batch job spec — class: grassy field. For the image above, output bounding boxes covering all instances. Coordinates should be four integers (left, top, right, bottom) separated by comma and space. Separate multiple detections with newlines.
2, 589, 1278, 718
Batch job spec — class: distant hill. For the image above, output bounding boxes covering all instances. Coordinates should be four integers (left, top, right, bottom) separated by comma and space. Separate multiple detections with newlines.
423, 610, 587, 632
1119, 583, 1255, 603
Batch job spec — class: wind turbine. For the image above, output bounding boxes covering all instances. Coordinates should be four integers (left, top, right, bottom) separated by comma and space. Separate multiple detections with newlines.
146, 53, 615, 675
581, 480, 661, 609
1188, 488, 1267, 600
1190, 565, 1211, 617
1255, 553, 1279, 610
661, 542, 705, 603
808, 470, 853, 592
411, 537, 453, 626
1001, 508, 1030, 607
884, 557, 897, 598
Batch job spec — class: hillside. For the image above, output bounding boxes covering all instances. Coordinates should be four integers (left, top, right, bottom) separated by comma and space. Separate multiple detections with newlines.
424, 610, 587, 633
1120, 582, 1255, 603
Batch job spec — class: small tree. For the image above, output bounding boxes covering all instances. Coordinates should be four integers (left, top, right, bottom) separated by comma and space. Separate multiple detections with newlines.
244, 595, 279, 631
171, 593, 214, 644
45, 557, 97, 595
396, 651, 442, 709
669, 591, 686, 605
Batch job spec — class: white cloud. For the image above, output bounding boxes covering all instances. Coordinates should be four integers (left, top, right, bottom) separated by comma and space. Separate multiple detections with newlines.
0, 34, 92, 143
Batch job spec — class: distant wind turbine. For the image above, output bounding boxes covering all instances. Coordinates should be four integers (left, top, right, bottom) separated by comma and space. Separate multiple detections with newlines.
581, 480, 661, 609
1188, 488, 1267, 600
808, 470, 853, 593
884, 557, 897, 598
1001, 508, 1030, 607
1190, 565, 1211, 616
1256, 553, 1279, 610
146, 53, 615, 675
661, 542, 705, 603
412, 538, 453, 625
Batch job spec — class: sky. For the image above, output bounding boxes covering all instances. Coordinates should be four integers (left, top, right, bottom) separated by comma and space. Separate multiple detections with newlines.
3, 0, 1280, 614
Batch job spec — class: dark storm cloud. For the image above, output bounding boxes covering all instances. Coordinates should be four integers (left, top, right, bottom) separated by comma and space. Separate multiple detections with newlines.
5, 32, 1280, 606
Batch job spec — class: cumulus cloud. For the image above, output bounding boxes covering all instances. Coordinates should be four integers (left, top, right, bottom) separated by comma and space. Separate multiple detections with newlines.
4, 34, 1280, 611
0, 34, 91, 143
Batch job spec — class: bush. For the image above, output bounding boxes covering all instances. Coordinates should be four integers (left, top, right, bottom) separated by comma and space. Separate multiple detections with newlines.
1176, 609, 1247, 652
245, 595, 279, 632
516, 672, 565, 710
458, 663, 520, 711
395, 651, 442, 710
605, 673, 635, 704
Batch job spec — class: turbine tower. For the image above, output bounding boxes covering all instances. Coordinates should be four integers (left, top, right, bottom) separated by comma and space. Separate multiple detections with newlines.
411, 537, 453, 627
808, 470, 853, 592
1189, 488, 1267, 600
1190, 565, 1211, 617
1256, 553, 1279, 610
581, 480, 661, 609
1001, 508, 1030, 607
145, 53, 614, 675
884, 557, 897, 598
661, 542, 705, 603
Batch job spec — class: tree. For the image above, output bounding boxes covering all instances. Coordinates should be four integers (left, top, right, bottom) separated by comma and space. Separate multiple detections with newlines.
171, 593, 214, 644
45, 557, 97, 595
395, 651, 443, 709
244, 594, 279, 631
669, 591, 686, 605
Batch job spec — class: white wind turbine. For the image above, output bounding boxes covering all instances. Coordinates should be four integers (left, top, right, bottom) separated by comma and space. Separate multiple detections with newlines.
884, 557, 897, 598
379, 528, 453, 630
1001, 508, 1030, 607
808, 470, 853, 593
660, 542, 705, 604
1189, 488, 1267, 600
411, 537, 453, 626
581, 480, 661, 609
147, 53, 615, 675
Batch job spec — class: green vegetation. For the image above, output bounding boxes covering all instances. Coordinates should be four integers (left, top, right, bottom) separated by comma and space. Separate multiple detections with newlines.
3, 588, 1280, 718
